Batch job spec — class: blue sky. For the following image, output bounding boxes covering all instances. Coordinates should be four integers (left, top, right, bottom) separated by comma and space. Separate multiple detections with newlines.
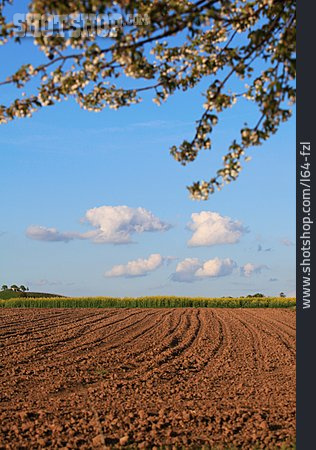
0, 8, 295, 297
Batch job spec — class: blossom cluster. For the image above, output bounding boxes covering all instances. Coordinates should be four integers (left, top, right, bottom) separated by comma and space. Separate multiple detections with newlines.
0, 0, 296, 198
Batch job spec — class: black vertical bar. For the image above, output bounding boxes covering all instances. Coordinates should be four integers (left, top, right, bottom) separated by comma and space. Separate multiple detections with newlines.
297, 1, 315, 449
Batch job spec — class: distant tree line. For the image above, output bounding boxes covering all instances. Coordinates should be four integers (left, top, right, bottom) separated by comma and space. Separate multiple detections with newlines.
247, 292, 265, 298
1, 284, 29, 292
246, 292, 286, 298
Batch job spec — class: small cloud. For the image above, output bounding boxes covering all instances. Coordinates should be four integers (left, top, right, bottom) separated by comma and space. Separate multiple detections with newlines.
131, 120, 170, 128
269, 278, 278, 282
164, 256, 178, 265
257, 243, 272, 252
171, 257, 237, 283
240, 263, 269, 277
26, 205, 171, 245
170, 258, 202, 283
26, 226, 81, 243
26, 279, 65, 287
187, 211, 247, 247
281, 238, 295, 247
105, 253, 168, 278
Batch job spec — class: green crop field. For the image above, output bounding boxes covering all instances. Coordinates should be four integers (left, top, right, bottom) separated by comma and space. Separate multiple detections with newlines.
0, 296, 296, 308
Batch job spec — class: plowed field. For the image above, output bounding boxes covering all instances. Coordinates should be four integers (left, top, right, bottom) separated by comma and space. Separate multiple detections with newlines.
0, 308, 296, 449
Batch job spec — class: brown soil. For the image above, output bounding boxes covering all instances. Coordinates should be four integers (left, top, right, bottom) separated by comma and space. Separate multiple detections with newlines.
0, 308, 296, 449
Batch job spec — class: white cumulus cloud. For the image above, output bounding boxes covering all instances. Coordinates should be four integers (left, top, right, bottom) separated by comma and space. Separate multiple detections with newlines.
240, 263, 268, 277
83, 205, 170, 244
187, 211, 247, 247
171, 257, 237, 283
195, 258, 237, 278
105, 253, 166, 278
26, 205, 171, 244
